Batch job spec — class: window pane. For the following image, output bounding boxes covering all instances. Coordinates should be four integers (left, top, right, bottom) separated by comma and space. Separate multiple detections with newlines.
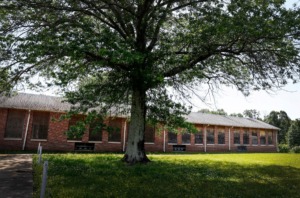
195, 130, 203, 144
182, 133, 191, 144
89, 121, 103, 141
252, 131, 258, 145
32, 112, 49, 139
260, 131, 266, 145
5, 110, 26, 138
218, 130, 225, 144
107, 119, 122, 142
243, 131, 250, 145
207, 129, 214, 144
268, 132, 273, 145
234, 131, 240, 144
168, 132, 177, 144
145, 125, 155, 143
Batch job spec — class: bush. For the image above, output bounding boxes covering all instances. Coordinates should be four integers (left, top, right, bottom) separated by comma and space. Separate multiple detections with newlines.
291, 146, 300, 153
278, 144, 290, 153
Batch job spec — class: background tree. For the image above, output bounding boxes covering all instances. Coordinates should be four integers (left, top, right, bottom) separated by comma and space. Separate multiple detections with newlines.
230, 113, 244, 118
287, 119, 300, 148
243, 109, 261, 120
1, 1, 300, 164
264, 110, 291, 143
198, 108, 227, 115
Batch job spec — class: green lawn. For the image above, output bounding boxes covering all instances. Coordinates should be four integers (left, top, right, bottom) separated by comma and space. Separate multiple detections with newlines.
33, 153, 300, 198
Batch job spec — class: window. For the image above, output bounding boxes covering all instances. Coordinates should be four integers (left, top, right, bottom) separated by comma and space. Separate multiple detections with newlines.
195, 130, 203, 144
234, 131, 240, 144
268, 132, 273, 145
252, 131, 258, 145
68, 115, 84, 141
107, 119, 122, 142
182, 133, 191, 144
89, 121, 103, 141
32, 112, 49, 139
218, 130, 225, 144
168, 132, 177, 144
260, 131, 266, 145
207, 128, 214, 144
243, 131, 250, 145
145, 125, 155, 143
4, 110, 26, 138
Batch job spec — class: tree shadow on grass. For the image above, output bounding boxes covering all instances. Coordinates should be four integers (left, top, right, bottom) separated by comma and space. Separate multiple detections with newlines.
34, 154, 300, 198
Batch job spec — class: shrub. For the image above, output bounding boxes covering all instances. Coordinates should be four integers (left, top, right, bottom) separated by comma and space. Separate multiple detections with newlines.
291, 146, 300, 153
278, 144, 290, 153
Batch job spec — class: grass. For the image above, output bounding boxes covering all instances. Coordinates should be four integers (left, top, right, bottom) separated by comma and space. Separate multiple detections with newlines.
33, 153, 300, 198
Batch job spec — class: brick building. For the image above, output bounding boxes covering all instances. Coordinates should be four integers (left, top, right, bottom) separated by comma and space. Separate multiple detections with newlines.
0, 93, 279, 152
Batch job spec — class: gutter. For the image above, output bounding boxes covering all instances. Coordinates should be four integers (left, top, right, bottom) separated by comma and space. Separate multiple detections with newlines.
276, 130, 278, 151
204, 125, 209, 152
163, 128, 166, 152
22, 110, 31, 150
229, 126, 233, 151
122, 120, 127, 152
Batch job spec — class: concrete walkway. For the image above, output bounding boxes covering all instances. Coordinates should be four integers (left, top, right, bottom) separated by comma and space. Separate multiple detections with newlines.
0, 154, 33, 198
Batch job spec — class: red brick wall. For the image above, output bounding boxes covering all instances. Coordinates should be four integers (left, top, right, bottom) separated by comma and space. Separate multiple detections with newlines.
0, 108, 278, 153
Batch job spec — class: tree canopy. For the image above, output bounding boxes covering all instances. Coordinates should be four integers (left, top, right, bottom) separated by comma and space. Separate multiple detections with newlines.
264, 110, 291, 143
198, 108, 227, 115
1, 0, 300, 163
287, 119, 300, 148
243, 109, 261, 120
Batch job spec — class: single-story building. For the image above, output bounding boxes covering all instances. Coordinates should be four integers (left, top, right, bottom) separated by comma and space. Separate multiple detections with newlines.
0, 93, 279, 152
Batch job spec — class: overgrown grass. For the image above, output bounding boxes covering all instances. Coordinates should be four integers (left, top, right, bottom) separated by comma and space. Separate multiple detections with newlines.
33, 153, 300, 198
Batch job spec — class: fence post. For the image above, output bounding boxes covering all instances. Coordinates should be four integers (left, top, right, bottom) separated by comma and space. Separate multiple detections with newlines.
38, 146, 43, 164
40, 161, 48, 198
37, 143, 41, 154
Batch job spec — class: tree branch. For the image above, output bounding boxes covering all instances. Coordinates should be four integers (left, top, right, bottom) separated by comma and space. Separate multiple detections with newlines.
163, 53, 211, 77
84, 51, 129, 71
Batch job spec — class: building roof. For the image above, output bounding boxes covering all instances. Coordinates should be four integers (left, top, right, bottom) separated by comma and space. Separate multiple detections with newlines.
0, 93, 279, 130
0, 93, 71, 112
186, 112, 279, 130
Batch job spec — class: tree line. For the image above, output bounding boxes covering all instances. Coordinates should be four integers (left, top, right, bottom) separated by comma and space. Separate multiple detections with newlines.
198, 109, 300, 149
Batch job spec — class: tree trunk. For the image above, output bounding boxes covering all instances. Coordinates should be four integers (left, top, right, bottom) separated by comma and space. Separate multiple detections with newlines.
122, 87, 150, 164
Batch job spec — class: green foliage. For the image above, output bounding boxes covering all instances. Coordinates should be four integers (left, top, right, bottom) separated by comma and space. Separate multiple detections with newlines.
291, 146, 300, 153
1, 1, 300, 107
0, 68, 13, 95
287, 119, 300, 148
58, 110, 115, 140
33, 153, 300, 198
230, 113, 244, 117
265, 111, 291, 144
198, 108, 227, 115
65, 120, 86, 140
243, 109, 261, 120
2, 1, 300, 161
278, 144, 290, 153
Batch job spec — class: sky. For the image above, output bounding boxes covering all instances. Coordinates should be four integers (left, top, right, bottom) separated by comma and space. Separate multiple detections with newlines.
189, 0, 300, 120
24, 0, 300, 120
189, 83, 300, 120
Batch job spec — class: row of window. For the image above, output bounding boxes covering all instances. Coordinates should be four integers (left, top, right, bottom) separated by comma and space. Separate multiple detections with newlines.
3, 110, 155, 143
168, 129, 273, 145
3, 110, 273, 145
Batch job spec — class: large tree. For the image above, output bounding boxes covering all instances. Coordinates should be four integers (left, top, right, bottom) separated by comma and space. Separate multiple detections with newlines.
264, 110, 291, 143
1, 0, 300, 164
